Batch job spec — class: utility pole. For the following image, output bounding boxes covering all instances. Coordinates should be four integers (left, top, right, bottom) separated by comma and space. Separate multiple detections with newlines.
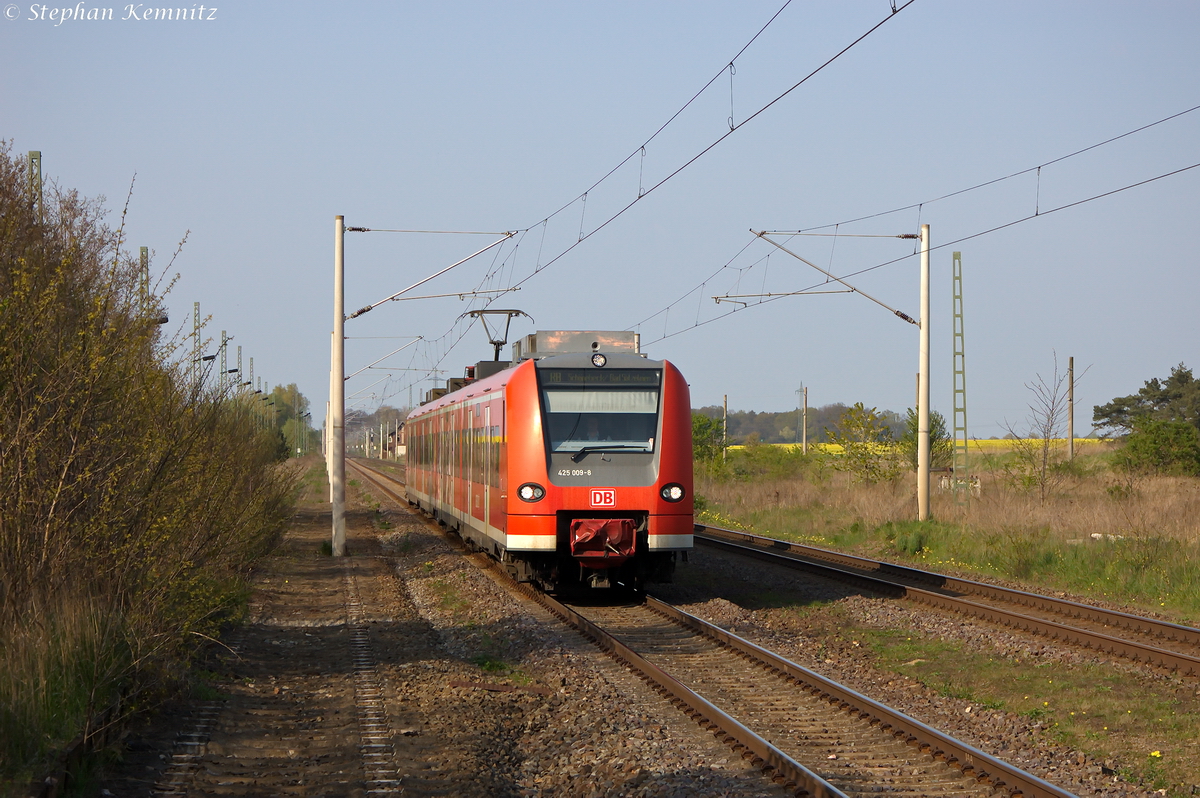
331, 216, 346, 557
192, 301, 200, 390
27, 151, 42, 222
802, 385, 808, 455
795, 387, 801, 446
917, 224, 931, 522
1068, 356, 1075, 460
328, 332, 335, 500
140, 247, 149, 312
722, 394, 728, 463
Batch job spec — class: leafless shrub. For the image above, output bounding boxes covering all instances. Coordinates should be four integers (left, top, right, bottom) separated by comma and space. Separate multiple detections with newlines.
1001, 353, 1088, 503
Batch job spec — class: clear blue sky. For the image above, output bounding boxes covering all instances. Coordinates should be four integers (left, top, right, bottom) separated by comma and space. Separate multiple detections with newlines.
5, 1, 1198, 437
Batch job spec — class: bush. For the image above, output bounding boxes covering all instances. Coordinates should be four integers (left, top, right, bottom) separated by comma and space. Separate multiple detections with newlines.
898, 408, 953, 472
0, 143, 296, 785
692, 413, 723, 461
1117, 419, 1200, 476
828, 403, 903, 484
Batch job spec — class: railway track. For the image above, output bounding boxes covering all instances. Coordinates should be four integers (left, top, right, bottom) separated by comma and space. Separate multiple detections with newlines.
695, 525, 1200, 677
543, 591, 1075, 797
146, 550, 400, 798
350, 459, 1074, 797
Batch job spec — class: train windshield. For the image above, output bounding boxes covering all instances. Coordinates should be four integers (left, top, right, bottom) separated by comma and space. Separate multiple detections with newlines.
538, 368, 661, 454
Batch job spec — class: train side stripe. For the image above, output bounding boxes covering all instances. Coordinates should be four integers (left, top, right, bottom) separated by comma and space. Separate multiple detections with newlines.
648, 534, 693, 549
505, 534, 557, 550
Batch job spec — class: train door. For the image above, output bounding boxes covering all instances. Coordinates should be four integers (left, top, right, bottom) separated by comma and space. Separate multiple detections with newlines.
483, 404, 491, 538
439, 413, 449, 510
466, 409, 473, 526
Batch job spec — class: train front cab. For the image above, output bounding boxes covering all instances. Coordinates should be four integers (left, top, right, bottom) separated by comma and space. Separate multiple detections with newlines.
503, 352, 693, 591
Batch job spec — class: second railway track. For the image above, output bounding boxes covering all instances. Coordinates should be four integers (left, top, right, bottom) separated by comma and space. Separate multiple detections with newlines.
695, 525, 1200, 677
350, 458, 1078, 798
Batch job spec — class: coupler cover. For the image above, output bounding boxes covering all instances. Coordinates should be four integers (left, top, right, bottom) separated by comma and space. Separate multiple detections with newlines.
569, 518, 636, 568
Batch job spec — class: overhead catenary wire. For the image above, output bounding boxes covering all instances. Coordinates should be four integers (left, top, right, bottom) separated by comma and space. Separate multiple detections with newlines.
345, 228, 514, 235
751, 231, 918, 325
636, 158, 1200, 347
626, 101, 1200, 347
345, 20, 1196, 412
794, 102, 1200, 233
498, 0, 918, 296
533, 0, 801, 225
364, 2, 916, 407
345, 232, 515, 320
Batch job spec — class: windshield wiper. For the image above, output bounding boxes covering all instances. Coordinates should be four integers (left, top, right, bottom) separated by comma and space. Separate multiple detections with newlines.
570, 444, 646, 463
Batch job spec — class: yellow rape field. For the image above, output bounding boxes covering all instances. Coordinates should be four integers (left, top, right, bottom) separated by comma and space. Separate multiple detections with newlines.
728, 439, 1112, 455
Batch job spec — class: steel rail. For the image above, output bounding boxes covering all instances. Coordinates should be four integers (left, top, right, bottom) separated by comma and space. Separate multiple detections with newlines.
351, 461, 1073, 797
518, 584, 848, 798
696, 525, 1200, 676
348, 460, 842, 796
641, 595, 1075, 798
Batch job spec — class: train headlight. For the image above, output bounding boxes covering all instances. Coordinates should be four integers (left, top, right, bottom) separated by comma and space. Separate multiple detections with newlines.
517, 483, 546, 502
591, 353, 607, 367
660, 483, 686, 502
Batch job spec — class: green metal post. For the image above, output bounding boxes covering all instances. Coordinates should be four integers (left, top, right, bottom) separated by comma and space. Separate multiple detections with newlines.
951, 252, 970, 507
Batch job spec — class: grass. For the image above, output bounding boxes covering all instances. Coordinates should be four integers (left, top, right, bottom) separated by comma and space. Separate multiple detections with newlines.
0, 597, 131, 795
698, 444, 1200, 793
470, 654, 509, 672
837, 614, 1200, 792
429, 578, 471, 615
697, 446, 1200, 619
372, 509, 393, 531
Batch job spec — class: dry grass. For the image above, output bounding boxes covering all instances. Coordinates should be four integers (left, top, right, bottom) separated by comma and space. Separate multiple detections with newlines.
696, 447, 1200, 617
697, 446, 1200, 793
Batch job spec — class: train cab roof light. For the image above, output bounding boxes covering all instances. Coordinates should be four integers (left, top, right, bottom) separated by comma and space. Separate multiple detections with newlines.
591, 353, 607, 368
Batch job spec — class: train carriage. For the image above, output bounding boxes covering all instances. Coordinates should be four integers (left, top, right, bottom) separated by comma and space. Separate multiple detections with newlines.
405, 331, 692, 591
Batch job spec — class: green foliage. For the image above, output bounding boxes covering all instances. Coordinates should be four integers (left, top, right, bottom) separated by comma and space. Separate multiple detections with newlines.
1117, 419, 1200, 476
1093, 363, 1200, 437
0, 143, 295, 783
470, 655, 509, 673
692, 412, 723, 461
271, 383, 320, 457
827, 403, 903, 483
693, 402, 891, 445
888, 523, 930, 556
697, 438, 824, 484
897, 408, 953, 472
271, 427, 291, 461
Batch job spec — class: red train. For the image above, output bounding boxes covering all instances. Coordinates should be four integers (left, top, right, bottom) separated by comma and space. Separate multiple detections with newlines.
404, 331, 692, 591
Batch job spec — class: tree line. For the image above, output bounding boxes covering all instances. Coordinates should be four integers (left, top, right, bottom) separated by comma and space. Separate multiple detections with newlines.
692, 403, 906, 446
692, 360, 1200, 481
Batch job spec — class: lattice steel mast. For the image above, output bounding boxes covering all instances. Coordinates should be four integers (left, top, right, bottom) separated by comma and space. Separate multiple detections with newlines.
951, 252, 970, 507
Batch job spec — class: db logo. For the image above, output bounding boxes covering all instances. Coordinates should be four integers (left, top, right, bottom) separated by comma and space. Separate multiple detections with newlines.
590, 489, 616, 507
